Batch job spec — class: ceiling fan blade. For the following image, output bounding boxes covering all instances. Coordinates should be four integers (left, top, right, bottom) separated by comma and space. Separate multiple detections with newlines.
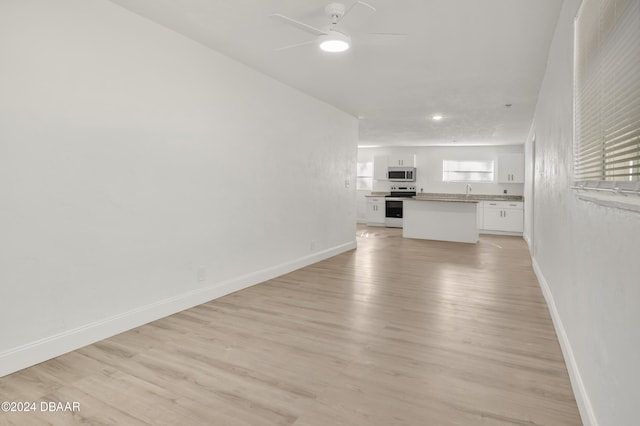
270, 14, 327, 36
337, 1, 376, 31
275, 39, 318, 52
343, 1, 376, 19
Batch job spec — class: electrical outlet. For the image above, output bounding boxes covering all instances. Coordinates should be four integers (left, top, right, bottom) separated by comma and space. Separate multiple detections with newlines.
344, 178, 350, 189
197, 266, 206, 282
310, 240, 317, 251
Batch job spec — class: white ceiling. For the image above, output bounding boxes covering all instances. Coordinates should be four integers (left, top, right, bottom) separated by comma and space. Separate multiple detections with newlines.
107, 0, 563, 147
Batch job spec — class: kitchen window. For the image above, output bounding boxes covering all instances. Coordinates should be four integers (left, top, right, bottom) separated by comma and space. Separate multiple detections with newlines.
442, 160, 494, 182
573, 0, 640, 200
357, 161, 373, 190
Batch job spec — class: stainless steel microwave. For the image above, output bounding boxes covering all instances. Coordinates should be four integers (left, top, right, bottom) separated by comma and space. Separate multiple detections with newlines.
388, 167, 416, 182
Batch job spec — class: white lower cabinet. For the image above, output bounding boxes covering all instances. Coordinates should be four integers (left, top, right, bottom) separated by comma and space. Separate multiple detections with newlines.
481, 201, 523, 233
366, 197, 386, 226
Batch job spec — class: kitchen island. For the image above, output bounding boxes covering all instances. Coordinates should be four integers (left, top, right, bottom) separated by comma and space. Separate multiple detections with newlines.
403, 198, 479, 244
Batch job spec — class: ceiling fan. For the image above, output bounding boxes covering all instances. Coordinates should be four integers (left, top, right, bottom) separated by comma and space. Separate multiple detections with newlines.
270, 1, 403, 53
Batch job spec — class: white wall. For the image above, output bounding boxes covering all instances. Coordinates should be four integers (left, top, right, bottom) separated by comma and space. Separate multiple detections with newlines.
523, 127, 536, 245
0, 0, 358, 376
527, 1, 640, 425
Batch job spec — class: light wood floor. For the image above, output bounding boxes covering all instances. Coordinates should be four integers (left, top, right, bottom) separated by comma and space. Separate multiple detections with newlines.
0, 226, 582, 425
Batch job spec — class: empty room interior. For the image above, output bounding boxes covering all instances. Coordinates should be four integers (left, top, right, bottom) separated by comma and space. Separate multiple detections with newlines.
1, 0, 638, 425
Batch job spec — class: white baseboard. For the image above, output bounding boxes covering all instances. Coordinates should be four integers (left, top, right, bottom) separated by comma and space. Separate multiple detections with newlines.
0, 240, 357, 378
531, 257, 598, 426
523, 231, 531, 249
479, 230, 523, 237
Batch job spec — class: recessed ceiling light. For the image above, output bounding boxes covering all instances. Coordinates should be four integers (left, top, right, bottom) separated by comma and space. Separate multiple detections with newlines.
431, 114, 444, 121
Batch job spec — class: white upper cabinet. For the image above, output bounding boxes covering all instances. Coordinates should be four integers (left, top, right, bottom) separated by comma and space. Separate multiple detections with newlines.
373, 154, 417, 180
388, 155, 416, 167
497, 154, 524, 183
373, 155, 389, 180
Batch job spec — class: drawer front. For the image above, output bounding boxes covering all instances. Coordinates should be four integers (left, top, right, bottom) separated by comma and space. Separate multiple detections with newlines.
483, 201, 523, 209
367, 197, 384, 203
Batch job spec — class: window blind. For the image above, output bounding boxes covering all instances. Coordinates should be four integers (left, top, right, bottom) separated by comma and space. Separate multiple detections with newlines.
574, 0, 640, 185
356, 161, 373, 190
442, 160, 494, 182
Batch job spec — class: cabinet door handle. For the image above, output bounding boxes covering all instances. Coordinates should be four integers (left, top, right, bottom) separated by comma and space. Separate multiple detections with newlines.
504, 210, 507, 217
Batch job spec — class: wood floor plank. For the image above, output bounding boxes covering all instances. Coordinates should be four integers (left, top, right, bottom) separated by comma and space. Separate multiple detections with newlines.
0, 226, 582, 425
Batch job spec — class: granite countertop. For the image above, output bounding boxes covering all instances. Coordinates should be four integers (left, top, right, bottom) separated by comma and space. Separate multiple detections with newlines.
413, 193, 524, 202
366, 192, 523, 201
409, 197, 479, 203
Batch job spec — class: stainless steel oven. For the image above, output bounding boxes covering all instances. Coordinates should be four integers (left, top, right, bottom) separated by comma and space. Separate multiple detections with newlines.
385, 198, 404, 228
385, 185, 416, 228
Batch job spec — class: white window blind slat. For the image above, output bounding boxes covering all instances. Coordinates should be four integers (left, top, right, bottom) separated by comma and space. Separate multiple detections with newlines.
605, 127, 640, 150
574, 0, 640, 185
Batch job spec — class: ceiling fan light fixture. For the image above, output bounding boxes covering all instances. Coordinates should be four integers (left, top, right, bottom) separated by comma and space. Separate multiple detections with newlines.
319, 31, 351, 52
